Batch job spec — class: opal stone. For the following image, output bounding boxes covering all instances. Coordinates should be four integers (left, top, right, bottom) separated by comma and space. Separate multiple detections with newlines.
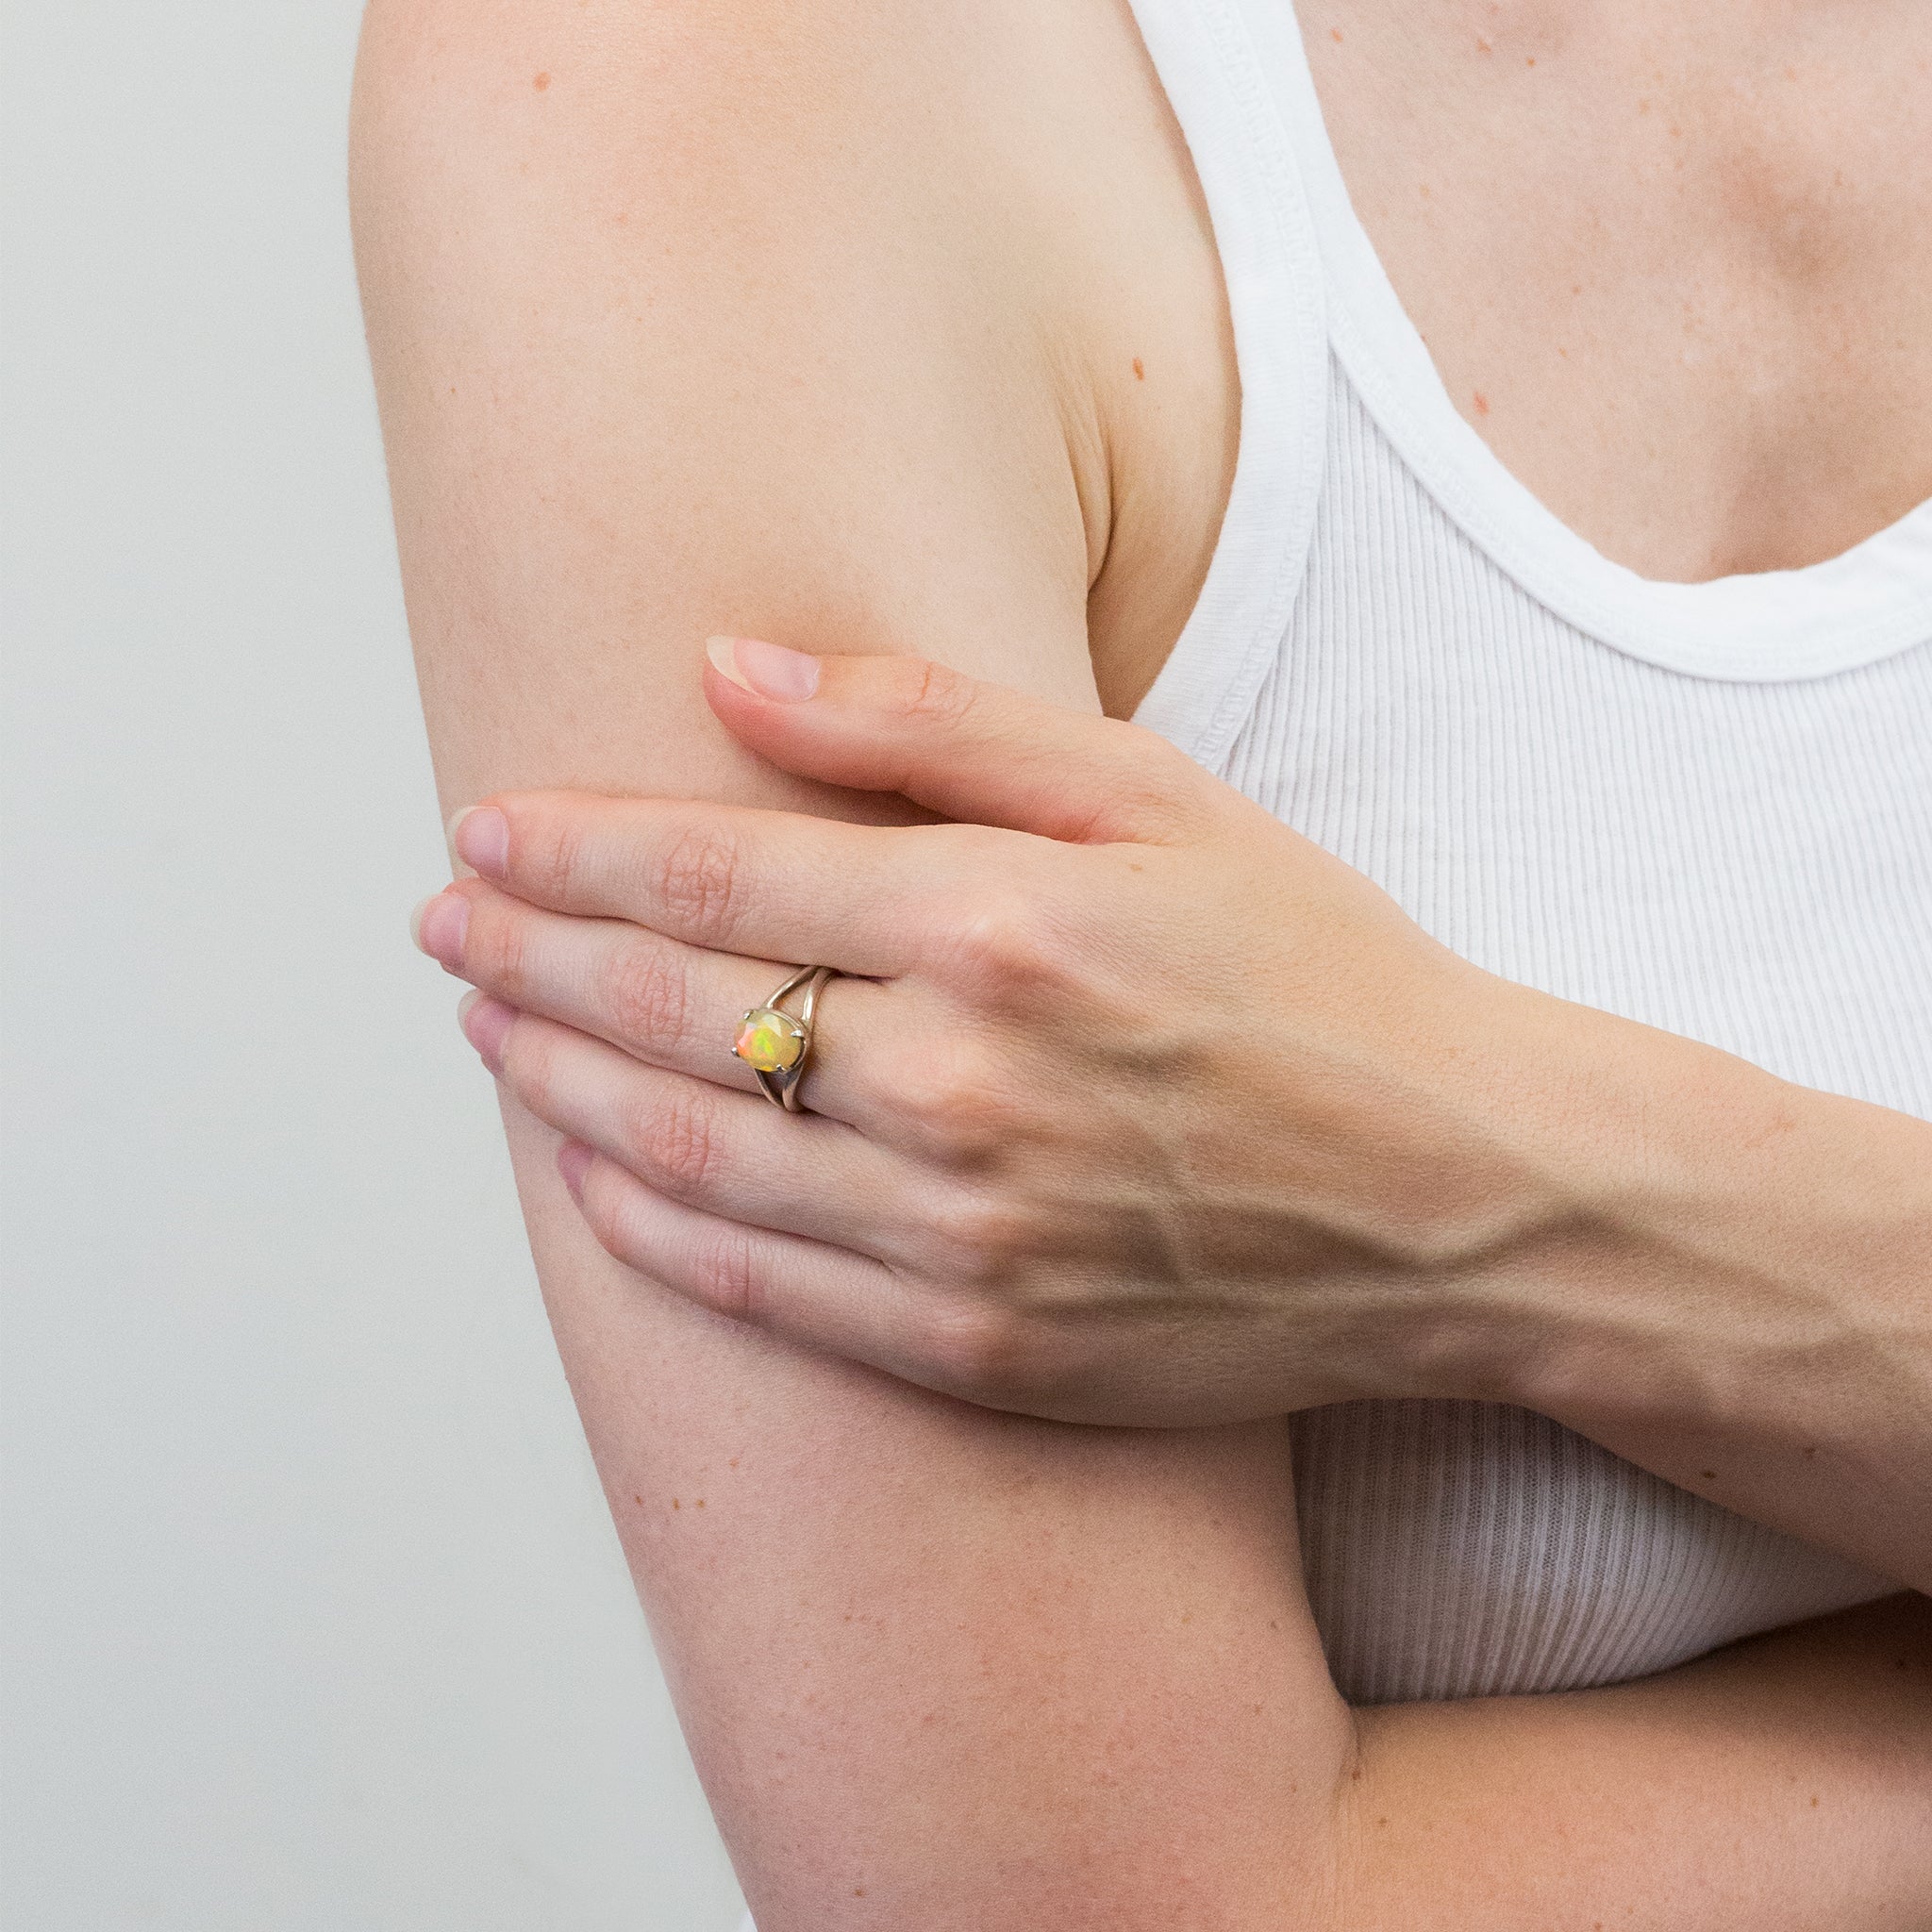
734, 1007, 806, 1074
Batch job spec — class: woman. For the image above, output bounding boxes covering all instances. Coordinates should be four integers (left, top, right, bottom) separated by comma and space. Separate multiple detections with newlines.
352, 0, 1931, 1921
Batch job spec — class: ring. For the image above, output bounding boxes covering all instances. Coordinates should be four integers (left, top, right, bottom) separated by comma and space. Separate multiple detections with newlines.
732, 964, 836, 1111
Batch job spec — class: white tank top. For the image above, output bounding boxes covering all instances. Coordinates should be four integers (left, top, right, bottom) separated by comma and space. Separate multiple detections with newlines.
1124, 0, 1932, 1703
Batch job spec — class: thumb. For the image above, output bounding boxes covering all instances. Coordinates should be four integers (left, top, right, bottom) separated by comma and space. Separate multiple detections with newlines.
703, 636, 1206, 844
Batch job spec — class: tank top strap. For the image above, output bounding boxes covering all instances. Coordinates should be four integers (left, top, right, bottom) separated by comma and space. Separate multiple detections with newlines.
1124, 0, 1332, 770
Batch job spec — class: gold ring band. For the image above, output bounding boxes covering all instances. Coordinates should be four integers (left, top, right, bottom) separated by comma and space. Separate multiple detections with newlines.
732, 965, 835, 1111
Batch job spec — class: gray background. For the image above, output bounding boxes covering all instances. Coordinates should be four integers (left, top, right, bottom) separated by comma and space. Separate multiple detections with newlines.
3, 3, 746, 1924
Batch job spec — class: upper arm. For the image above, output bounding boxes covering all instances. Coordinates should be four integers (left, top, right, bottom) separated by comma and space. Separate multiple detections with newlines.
350, 4, 1352, 1924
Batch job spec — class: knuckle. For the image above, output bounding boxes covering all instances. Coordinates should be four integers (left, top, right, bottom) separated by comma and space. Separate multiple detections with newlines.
626, 1082, 724, 1197
921, 1298, 1037, 1401
472, 899, 534, 999
575, 1165, 626, 1257
1107, 729, 1209, 835
1081, 767, 1194, 845
894, 1046, 1010, 1167
650, 820, 748, 944
924, 1190, 1034, 1290
520, 808, 587, 904
688, 1219, 761, 1324
939, 891, 1057, 999
601, 940, 691, 1051
498, 1020, 555, 1114
892, 656, 979, 728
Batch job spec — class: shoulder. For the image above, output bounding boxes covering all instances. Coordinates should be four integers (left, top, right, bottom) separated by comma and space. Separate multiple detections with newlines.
349, 0, 1103, 340
351, 0, 1234, 716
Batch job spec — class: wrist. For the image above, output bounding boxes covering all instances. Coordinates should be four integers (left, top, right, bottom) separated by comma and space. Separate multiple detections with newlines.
1305, 961, 1658, 1410
1444, 977, 1930, 1441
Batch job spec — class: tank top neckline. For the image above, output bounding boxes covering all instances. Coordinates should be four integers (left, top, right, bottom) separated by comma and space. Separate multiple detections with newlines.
1139, 0, 1932, 712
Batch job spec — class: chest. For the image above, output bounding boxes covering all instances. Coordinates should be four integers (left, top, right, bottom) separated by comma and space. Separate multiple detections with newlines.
1293, 0, 1932, 582
1224, 391, 1932, 1112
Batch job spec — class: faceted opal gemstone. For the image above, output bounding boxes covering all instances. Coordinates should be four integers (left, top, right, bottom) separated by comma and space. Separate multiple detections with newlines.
734, 1007, 806, 1074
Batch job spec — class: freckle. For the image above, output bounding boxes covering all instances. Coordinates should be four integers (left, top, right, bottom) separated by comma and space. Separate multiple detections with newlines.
1351, 1765, 1363, 1782
1180, 1611, 1192, 1624
632, 1493, 642, 1506
1132, 357, 1144, 379
1473, 391, 1491, 416
1785, 63, 1797, 80
1804, 1445, 1818, 1457
1639, 98, 1651, 113
729, 1457, 740, 1468
1525, 56, 1536, 66
1668, 124, 1682, 139
854, 1888, 866, 1897
1701, 1471, 1716, 1480
695, 1498, 706, 1507
1572, 284, 1582, 295
1419, 182, 1431, 198
1476, 37, 1492, 53
1331, 25, 1343, 41
1375, 1816, 1389, 1828
672, 1498, 680, 1509
1809, 1794, 1819, 1807
533, 71, 550, 91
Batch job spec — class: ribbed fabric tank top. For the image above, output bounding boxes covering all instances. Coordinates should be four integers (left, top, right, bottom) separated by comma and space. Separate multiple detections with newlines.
1124, 0, 1932, 1703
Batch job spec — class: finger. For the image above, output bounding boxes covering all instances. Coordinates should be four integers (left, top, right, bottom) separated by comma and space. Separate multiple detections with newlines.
704, 638, 1210, 844
479, 1002, 931, 1266
449, 791, 951, 974
559, 1138, 984, 1397
420, 877, 911, 1128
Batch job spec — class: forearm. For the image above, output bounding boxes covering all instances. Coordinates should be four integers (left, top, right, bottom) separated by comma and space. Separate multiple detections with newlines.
1455, 972, 1932, 1586
1344, 1591, 1932, 1930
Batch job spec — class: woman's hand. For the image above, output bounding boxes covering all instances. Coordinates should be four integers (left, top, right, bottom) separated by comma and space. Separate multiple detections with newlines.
412, 637, 1600, 1424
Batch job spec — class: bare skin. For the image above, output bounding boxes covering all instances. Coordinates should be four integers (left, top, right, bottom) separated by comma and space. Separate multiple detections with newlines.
419, 647, 1932, 1585
1304, 0, 1932, 582
352, 0, 1932, 1923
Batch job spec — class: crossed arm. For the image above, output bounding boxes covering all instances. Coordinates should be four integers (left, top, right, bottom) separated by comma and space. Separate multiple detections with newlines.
352, 3, 1930, 1924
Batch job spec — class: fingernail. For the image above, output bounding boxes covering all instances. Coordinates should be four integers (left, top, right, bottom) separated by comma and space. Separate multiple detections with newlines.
557, 1139, 593, 1201
458, 990, 517, 1075
414, 891, 470, 971
705, 634, 820, 702
448, 805, 509, 881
